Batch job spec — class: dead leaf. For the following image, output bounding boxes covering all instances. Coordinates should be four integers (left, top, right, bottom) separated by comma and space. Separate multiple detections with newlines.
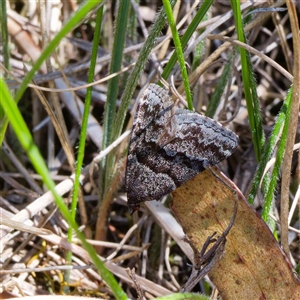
171, 167, 300, 299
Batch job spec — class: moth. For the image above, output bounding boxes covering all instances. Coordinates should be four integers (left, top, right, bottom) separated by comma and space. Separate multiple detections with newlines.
125, 84, 238, 212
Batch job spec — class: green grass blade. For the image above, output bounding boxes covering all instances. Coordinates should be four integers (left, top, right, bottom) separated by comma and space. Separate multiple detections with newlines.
0, 0, 102, 145
206, 60, 232, 118
156, 293, 210, 300
261, 88, 292, 223
161, 0, 213, 82
162, 0, 192, 109
0, 0, 10, 74
128, 0, 138, 42
113, 0, 177, 142
191, 9, 209, 72
0, 0, 11, 141
0, 79, 128, 299
230, 0, 265, 161
14, 1, 102, 102
101, 0, 131, 193
247, 89, 292, 205
64, 6, 105, 287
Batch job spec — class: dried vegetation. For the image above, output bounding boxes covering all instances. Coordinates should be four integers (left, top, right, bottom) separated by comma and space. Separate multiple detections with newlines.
1, 1, 300, 299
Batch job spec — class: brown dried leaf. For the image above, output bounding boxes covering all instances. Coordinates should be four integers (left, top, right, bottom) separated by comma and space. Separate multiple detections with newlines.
171, 168, 300, 299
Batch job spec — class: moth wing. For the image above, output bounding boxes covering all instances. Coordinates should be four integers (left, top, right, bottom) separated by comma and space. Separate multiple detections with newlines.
126, 85, 176, 207
126, 85, 238, 210
162, 109, 239, 167
131, 84, 174, 138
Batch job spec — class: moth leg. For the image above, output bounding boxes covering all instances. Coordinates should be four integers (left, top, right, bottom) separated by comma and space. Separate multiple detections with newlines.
157, 105, 203, 149
159, 74, 188, 108
155, 79, 190, 147
156, 106, 195, 148
157, 109, 178, 148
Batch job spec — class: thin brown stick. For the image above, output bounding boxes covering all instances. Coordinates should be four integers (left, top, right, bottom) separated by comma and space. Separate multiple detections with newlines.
280, 0, 300, 257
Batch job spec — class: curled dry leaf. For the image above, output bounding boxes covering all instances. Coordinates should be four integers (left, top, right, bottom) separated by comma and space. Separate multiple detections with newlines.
171, 167, 300, 299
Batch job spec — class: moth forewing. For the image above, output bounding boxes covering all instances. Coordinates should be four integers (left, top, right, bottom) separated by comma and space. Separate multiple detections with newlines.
125, 84, 239, 211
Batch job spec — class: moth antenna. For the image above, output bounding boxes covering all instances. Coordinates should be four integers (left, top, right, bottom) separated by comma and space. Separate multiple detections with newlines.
159, 76, 170, 91
170, 76, 189, 108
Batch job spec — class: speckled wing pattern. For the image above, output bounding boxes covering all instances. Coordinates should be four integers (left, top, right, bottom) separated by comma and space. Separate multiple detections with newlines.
125, 84, 238, 211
